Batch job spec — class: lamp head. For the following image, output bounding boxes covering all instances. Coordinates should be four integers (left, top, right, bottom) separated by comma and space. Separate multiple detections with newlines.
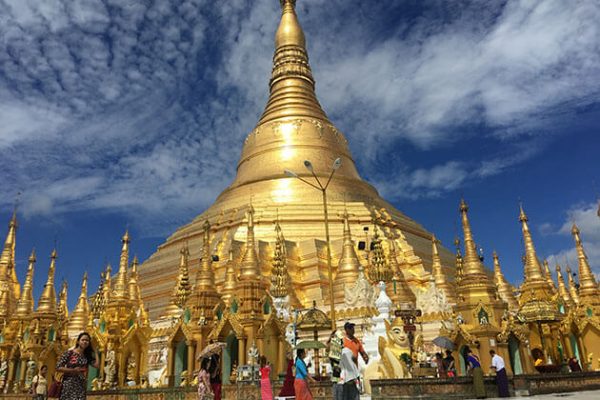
332, 158, 342, 170
303, 160, 314, 172
284, 169, 298, 178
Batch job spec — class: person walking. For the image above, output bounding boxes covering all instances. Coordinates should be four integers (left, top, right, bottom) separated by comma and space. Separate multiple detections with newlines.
435, 353, 447, 378
340, 347, 360, 400
489, 350, 509, 397
259, 356, 273, 400
342, 322, 369, 366
466, 349, 485, 399
31, 365, 48, 400
294, 348, 316, 400
56, 332, 99, 400
208, 354, 222, 400
443, 350, 456, 377
197, 357, 213, 400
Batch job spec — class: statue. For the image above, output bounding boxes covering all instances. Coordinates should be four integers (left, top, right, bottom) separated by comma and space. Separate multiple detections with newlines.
230, 362, 238, 383
344, 267, 375, 308
284, 323, 296, 347
104, 344, 116, 387
364, 316, 412, 386
24, 358, 36, 389
126, 353, 137, 385
248, 341, 259, 365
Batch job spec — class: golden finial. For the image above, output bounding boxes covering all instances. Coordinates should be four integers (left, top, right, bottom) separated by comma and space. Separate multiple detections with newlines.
458, 199, 486, 276
36, 249, 58, 315
69, 272, 89, 333
556, 264, 574, 309
271, 222, 290, 298
367, 225, 393, 283
195, 220, 217, 290
15, 249, 36, 319
335, 209, 360, 287
221, 250, 238, 306
565, 264, 580, 305
571, 223, 599, 299
239, 207, 261, 281
431, 236, 455, 303
493, 251, 518, 311
112, 230, 131, 301
518, 204, 545, 283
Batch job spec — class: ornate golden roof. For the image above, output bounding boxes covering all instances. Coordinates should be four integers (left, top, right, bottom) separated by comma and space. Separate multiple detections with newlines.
297, 301, 331, 331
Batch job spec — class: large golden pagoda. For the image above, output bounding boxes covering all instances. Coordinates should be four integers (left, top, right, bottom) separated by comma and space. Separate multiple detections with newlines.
138, 0, 455, 323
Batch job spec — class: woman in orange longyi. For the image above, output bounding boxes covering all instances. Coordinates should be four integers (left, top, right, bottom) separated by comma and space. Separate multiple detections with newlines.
294, 348, 316, 400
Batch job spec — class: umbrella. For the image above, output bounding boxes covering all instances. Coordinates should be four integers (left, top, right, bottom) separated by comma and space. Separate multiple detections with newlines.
432, 336, 455, 350
296, 340, 326, 350
197, 342, 226, 360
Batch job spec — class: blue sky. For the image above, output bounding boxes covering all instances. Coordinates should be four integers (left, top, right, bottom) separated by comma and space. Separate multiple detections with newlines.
1, 0, 599, 308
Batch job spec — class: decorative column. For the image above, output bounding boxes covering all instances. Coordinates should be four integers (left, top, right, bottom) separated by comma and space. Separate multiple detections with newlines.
277, 338, 286, 375
238, 338, 246, 366
166, 345, 175, 386
6, 358, 15, 393
98, 351, 105, 380
186, 341, 195, 382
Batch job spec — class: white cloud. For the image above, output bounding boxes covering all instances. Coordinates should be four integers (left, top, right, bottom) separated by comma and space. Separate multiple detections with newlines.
546, 202, 600, 275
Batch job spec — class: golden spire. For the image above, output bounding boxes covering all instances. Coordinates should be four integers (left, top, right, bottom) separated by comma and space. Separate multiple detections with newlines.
36, 249, 58, 315
0, 288, 9, 321
271, 222, 290, 298
367, 225, 393, 283
431, 236, 456, 303
335, 209, 360, 286
571, 224, 599, 299
196, 220, 217, 289
565, 265, 580, 305
91, 270, 107, 320
69, 272, 89, 333
59, 280, 68, 318
459, 199, 487, 276
454, 237, 463, 284
164, 247, 192, 318
128, 255, 143, 305
493, 251, 518, 311
221, 250, 238, 306
15, 249, 36, 319
0, 211, 19, 302
556, 264, 574, 309
112, 230, 130, 301
259, 0, 327, 124
239, 207, 261, 281
518, 205, 545, 282
542, 260, 557, 293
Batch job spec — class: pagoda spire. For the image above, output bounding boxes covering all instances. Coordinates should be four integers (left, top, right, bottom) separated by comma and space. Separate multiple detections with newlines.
565, 265, 580, 305
128, 255, 143, 309
58, 280, 69, 322
259, 0, 327, 124
91, 269, 107, 320
36, 249, 58, 315
334, 209, 360, 287
271, 221, 290, 298
571, 224, 599, 299
69, 272, 89, 333
221, 250, 238, 306
431, 236, 456, 303
112, 230, 130, 301
542, 260, 557, 294
556, 264, 574, 309
367, 225, 393, 283
519, 205, 546, 283
196, 221, 217, 290
459, 199, 487, 276
239, 206, 261, 281
454, 237, 463, 285
164, 247, 192, 318
15, 249, 36, 319
0, 211, 20, 302
493, 251, 518, 311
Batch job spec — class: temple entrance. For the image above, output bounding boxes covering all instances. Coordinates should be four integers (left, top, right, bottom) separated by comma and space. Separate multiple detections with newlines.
173, 340, 188, 386
508, 335, 523, 375
223, 332, 238, 384
569, 334, 581, 361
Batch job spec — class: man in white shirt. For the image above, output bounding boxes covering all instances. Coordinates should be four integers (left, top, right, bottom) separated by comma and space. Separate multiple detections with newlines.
340, 347, 360, 400
489, 350, 510, 397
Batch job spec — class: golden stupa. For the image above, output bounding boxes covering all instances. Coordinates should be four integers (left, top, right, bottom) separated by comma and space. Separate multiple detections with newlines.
138, 0, 455, 320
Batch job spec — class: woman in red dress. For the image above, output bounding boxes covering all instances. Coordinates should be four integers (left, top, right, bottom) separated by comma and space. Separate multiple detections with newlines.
259, 356, 273, 400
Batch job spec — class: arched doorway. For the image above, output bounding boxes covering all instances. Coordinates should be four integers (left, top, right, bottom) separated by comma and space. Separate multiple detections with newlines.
173, 340, 188, 386
508, 336, 523, 375
223, 332, 238, 384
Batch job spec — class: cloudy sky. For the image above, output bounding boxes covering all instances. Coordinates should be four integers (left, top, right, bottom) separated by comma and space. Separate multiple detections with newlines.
1, 0, 599, 307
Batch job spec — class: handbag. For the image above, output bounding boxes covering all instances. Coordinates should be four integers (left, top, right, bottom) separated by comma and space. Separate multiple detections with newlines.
48, 374, 63, 398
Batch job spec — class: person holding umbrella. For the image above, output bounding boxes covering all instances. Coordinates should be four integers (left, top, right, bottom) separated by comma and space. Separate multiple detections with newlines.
197, 357, 213, 400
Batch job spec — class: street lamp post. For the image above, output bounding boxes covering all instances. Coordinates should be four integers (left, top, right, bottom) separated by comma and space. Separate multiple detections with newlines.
285, 158, 342, 331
